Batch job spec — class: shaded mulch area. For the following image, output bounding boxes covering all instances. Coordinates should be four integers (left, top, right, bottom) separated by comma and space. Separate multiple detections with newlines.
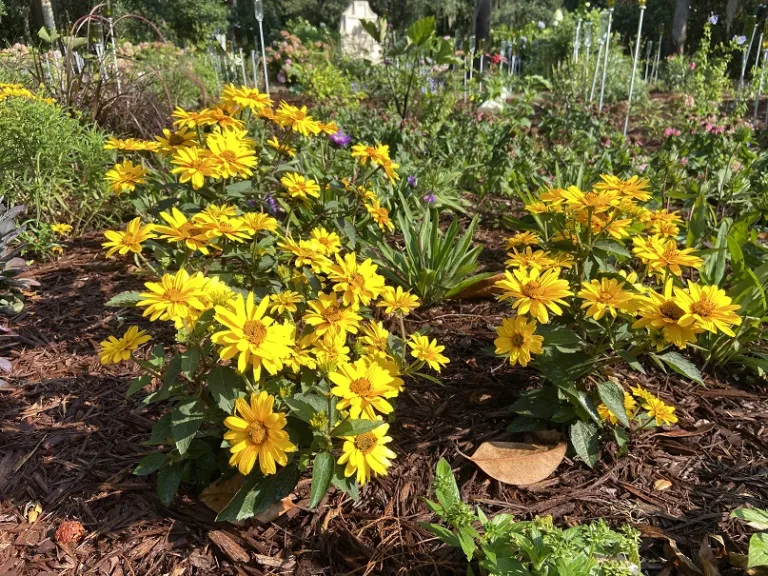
1, 237, 767, 575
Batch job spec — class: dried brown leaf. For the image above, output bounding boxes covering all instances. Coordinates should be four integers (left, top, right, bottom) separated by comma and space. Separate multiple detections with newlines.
469, 441, 567, 486
451, 273, 505, 300
199, 474, 246, 514
654, 479, 673, 491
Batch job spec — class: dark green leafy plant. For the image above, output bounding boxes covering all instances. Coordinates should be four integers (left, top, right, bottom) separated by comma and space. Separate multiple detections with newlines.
0, 198, 38, 313
731, 508, 768, 569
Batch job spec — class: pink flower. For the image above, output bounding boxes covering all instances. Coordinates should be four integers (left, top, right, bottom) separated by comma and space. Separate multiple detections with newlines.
664, 128, 681, 138
681, 157, 689, 166
602, 138, 611, 147
689, 61, 697, 70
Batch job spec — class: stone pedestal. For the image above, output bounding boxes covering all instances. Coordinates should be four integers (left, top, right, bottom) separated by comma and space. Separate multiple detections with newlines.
340, 1, 381, 62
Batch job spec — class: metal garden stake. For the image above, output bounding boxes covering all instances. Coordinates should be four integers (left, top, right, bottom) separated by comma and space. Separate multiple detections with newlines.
254, 0, 269, 93
624, 0, 646, 136
598, 2, 614, 113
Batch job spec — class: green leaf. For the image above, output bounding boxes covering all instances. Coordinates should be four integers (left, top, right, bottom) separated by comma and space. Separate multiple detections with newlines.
216, 464, 300, 522
207, 366, 245, 413
422, 522, 461, 548
105, 291, 142, 307
435, 458, 461, 510
569, 421, 599, 468
126, 374, 151, 397
283, 398, 322, 423
331, 463, 359, 501
617, 350, 646, 374
331, 418, 384, 438
180, 348, 200, 380
748, 533, 768, 568
510, 387, 560, 419
134, 452, 167, 476
593, 240, 631, 258
657, 352, 704, 385
171, 400, 205, 455
537, 325, 582, 353
613, 427, 630, 456
507, 416, 547, 433
731, 508, 768, 530
156, 462, 184, 505
597, 381, 630, 427
308, 452, 334, 509
406, 16, 435, 45
146, 412, 173, 445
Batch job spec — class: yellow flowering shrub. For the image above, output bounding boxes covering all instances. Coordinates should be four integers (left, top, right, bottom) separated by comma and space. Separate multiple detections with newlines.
99, 85, 446, 516
495, 175, 742, 465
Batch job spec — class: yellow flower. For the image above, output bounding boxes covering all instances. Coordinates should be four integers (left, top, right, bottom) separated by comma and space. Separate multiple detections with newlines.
506, 231, 540, 249
266, 136, 297, 158
102, 217, 156, 258
138, 269, 209, 322
377, 286, 420, 315
280, 172, 321, 200
495, 267, 573, 324
203, 276, 235, 307
330, 357, 398, 419
105, 160, 148, 195
285, 332, 317, 373
539, 187, 568, 206
648, 220, 680, 237
278, 237, 332, 274
270, 291, 302, 314
275, 102, 322, 136
359, 320, 390, 354
594, 174, 652, 202
198, 107, 245, 130
98, 326, 151, 365
221, 84, 273, 111
560, 185, 617, 214
632, 235, 703, 276
171, 146, 217, 190
408, 334, 449, 372
212, 292, 295, 381
320, 121, 339, 135
223, 392, 296, 475
578, 278, 637, 320
328, 253, 386, 307
172, 107, 208, 128
51, 223, 72, 236
242, 212, 278, 234
642, 396, 678, 426
338, 423, 396, 486
312, 333, 351, 371
597, 393, 637, 425
193, 213, 253, 243
494, 316, 543, 367
207, 130, 258, 179
310, 227, 341, 255
675, 281, 742, 337
303, 292, 361, 342
104, 137, 154, 151
153, 207, 212, 254
366, 199, 394, 232
155, 127, 197, 155
630, 385, 656, 403
632, 280, 702, 349
504, 247, 557, 271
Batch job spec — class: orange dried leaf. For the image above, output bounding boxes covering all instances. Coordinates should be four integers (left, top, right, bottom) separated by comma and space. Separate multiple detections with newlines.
469, 441, 567, 486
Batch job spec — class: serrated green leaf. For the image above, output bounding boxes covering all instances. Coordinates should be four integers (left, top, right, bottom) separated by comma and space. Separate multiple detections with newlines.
748, 533, 768, 568
569, 420, 599, 468
308, 452, 334, 509
597, 381, 630, 427
171, 400, 204, 455
180, 348, 200, 380
216, 464, 299, 522
146, 412, 173, 445
657, 352, 704, 385
732, 507, 768, 530
157, 462, 184, 505
331, 463, 359, 501
105, 291, 142, 307
208, 366, 245, 413
126, 374, 151, 397
134, 451, 166, 476
331, 418, 384, 437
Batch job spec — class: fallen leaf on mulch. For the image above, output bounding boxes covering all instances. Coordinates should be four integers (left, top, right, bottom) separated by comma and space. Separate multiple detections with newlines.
200, 473, 295, 523
469, 441, 567, 486
55, 520, 86, 544
654, 479, 672, 491
451, 273, 505, 300
24, 501, 42, 523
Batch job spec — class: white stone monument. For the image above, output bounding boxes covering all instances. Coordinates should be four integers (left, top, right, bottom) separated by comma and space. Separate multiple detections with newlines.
340, 1, 381, 62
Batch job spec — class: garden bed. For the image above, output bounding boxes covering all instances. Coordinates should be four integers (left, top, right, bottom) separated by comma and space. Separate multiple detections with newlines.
1, 235, 766, 576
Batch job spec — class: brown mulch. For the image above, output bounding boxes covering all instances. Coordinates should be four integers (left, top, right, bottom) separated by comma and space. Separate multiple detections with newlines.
1, 237, 767, 576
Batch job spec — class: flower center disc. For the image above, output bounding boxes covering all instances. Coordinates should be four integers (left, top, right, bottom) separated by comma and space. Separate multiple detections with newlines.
351, 273, 366, 288
510, 333, 526, 347
597, 291, 615, 303
354, 432, 377, 454
660, 301, 685, 321
521, 281, 543, 299
350, 378, 371, 395
169, 134, 185, 145
243, 320, 267, 346
219, 150, 238, 163
691, 300, 716, 317
322, 306, 342, 323
164, 287, 184, 302
248, 421, 267, 445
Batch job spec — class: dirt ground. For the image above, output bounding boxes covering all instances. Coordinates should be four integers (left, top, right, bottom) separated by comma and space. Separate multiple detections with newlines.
1, 235, 767, 576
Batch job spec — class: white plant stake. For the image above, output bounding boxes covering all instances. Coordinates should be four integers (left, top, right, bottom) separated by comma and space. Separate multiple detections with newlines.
590, 33, 605, 103
598, 3, 614, 113
251, 49, 258, 88
644, 40, 652, 81
574, 19, 583, 62
254, 0, 269, 93
624, 0, 646, 136
106, 0, 120, 94
651, 34, 662, 84
740, 21, 759, 93
754, 47, 768, 122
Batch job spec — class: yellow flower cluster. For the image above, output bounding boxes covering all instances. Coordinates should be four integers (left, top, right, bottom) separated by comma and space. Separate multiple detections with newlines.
0, 82, 55, 104
597, 385, 678, 427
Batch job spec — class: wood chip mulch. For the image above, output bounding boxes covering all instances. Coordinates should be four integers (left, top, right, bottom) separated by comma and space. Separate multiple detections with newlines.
1, 237, 767, 576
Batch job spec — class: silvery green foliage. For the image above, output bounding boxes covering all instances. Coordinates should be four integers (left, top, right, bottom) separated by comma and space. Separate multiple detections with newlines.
0, 198, 38, 313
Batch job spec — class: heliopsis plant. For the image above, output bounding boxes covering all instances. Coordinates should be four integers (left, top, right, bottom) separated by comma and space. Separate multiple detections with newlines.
99, 87, 447, 517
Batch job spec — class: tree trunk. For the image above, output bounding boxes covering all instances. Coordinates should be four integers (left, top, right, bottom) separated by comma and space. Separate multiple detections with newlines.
474, 0, 491, 40
726, 0, 740, 34
36, 0, 56, 33
672, 0, 689, 54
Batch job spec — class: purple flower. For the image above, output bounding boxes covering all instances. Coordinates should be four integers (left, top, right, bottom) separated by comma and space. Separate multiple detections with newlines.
709, 13, 719, 25
265, 193, 279, 215
329, 130, 351, 147
407, 175, 417, 188
285, 58, 292, 65
277, 71, 286, 83
735, 35, 747, 46
422, 192, 437, 204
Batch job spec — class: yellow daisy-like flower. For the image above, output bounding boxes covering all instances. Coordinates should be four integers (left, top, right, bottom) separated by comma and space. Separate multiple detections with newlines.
597, 392, 637, 425
193, 213, 254, 243
285, 332, 317, 373
198, 107, 245, 130
359, 320, 390, 354
593, 174, 652, 202
138, 269, 209, 322
408, 334, 449, 372
102, 217, 156, 258
241, 212, 278, 234
328, 253, 386, 307
330, 357, 398, 419
320, 121, 339, 135
98, 326, 151, 365
303, 292, 362, 342
51, 223, 72, 236
172, 106, 208, 128
212, 292, 295, 381
312, 333, 351, 371
221, 84, 273, 112
630, 385, 656, 403
539, 187, 568, 206
153, 207, 212, 254
155, 127, 197, 155
275, 102, 322, 136
171, 146, 217, 190
270, 291, 302, 315
632, 280, 703, 349
377, 286, 421, 316
366, 199, 394, 232
280, 172, 321, 200
310, 227, 341, 255
494, 316, 543, 367
495, 267, 573, 324
505, 231, 540, 249
203, 276, 235, 308
206, 130, 258, 179
223, 391, 296, 476
266, 136, 297, 158
105, 160, 148, 195
504, 247, 557, 271
338, 423, 396, 486
675, 281, 742, 337
648, 220, 680, 237
104, 137, 152, 151
642, 396, 678, 426
578, 277, 637, 320
560, 185, 617, 214
201, 204, 239, 219
278, 237, 332, 274
632, 235, 703, 276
